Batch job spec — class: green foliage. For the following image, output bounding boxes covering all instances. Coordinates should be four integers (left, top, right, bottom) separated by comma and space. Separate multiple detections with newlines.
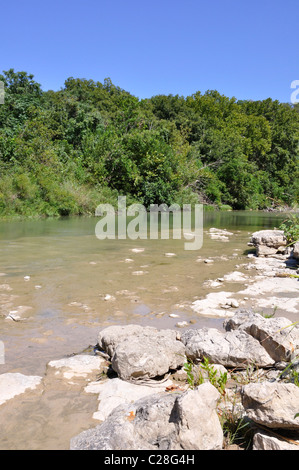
220, 409, 252, 449
183, 359, 196, 389
198, 357, 227, 395
279, 213, 299, 245
0, 69, 299, 218
183, 357, 227, 395
279, 356, 299, 387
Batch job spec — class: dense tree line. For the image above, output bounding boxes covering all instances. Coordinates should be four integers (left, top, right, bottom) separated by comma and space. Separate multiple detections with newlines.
0, 69, 298, 218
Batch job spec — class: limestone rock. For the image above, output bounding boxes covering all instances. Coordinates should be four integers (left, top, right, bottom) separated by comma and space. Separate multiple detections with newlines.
180, 327, 275, 368
253, 431, 299, 450
256, 245, 278, 257
70, 393, 180, 450
191, 291, 238, 318
224, 311, 299, 362
176, 383, 223, 450
47, 354, 107, 382
84, 377, 176, 422
251, 230, 287, 249
242, 382, 299, 429
97, 324, 185, 380
70, 383, 223, 450
0, 372, 42, 405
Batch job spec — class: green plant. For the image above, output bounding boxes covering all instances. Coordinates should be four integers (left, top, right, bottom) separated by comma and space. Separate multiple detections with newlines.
220, 409, 252, 449
183, 358, 198, 389
216, 386, 253, 449
231, 361, 266, 385
183, 356, 227, 394
198, 356, 227, 395
292, 370, 299, 387
279, 213, 299, 245
257, 305, 278, 319
279, 355, 299, 386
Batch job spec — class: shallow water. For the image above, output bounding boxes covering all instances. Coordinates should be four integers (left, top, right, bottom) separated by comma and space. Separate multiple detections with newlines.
0, 210, 287, 449
0, 210, 285, 374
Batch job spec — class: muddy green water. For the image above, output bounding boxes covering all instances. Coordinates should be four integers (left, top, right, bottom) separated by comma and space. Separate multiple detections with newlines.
0, 210, 287, 449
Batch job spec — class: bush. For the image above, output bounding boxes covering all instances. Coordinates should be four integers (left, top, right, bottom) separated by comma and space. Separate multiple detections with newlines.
279, 213, 299, 245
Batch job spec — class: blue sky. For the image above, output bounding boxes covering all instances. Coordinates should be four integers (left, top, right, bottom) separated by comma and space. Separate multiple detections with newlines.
1, 0, 298, 102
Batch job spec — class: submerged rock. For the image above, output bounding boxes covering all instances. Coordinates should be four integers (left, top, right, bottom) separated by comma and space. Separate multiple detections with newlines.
47, 355, 107, 383
191, 291, 239, 318
0, 373, 42, 405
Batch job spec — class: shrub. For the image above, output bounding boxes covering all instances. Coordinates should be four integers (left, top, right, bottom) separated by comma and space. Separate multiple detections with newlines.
279, 213, 299, 245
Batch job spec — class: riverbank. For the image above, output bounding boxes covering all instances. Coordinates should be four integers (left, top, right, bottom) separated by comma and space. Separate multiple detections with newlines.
189, 228, 299, 325
0, 228, 298, 450
0, 202, 297, 222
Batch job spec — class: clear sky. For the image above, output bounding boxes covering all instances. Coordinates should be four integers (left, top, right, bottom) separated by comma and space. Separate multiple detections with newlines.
1, 0, 298, 102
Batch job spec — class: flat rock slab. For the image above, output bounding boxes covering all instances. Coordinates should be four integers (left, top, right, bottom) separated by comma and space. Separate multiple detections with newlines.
97, 324, 185, 380
0, 372, 42, 406
47, 354, 107, 382
85, 377, 177, 421
191, 291, 239, 318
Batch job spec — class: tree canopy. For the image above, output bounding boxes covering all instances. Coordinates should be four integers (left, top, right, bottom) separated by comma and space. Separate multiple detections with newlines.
0, 69, 298, 218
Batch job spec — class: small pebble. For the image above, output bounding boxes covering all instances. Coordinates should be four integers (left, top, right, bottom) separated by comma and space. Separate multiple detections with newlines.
175, 321, 189, 328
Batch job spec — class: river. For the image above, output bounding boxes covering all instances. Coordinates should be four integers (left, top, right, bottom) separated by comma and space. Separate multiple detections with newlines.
0, 209, 288, 449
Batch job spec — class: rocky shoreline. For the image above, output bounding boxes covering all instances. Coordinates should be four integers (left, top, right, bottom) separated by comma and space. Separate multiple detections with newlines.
0, 229, 298, 450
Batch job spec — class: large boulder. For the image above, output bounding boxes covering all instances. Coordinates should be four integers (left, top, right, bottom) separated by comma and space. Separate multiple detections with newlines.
71, 392, 179, 450
70, 383, 223, 450
224, 311, 299, 362
250, 230, 289, 257
180, 327, 275, 368
175, 384, 223, 450
98, 324, 145, 358
242, 382, 299, 430
251, 230, 287, 249
97, 324, 186, 380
